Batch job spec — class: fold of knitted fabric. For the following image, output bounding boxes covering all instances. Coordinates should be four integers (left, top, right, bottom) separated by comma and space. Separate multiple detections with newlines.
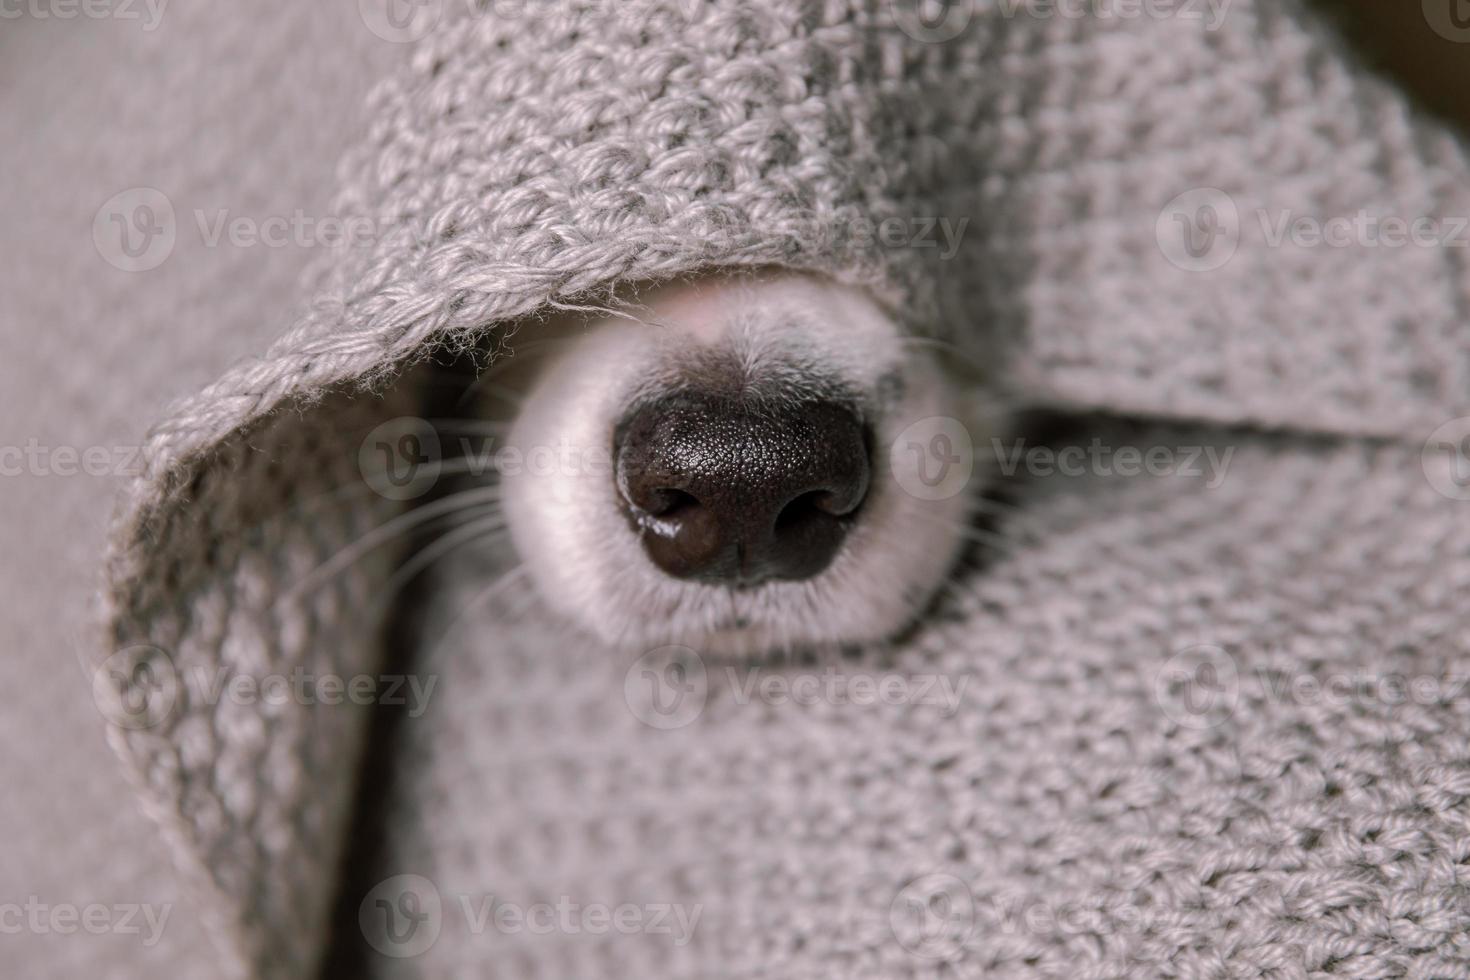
344, 422, 1470, 979
97, 2, 1470, 977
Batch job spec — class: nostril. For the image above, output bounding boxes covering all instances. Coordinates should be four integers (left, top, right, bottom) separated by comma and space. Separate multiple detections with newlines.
795, 487, 863, 519
775, 490, 844, 530
642, 487, 700, 519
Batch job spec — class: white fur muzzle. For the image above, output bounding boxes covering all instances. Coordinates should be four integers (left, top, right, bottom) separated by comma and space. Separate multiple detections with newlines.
491, 272, 994, 657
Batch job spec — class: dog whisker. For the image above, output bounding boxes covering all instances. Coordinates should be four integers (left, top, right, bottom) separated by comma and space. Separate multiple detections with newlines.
452, 336, 596, 407
420, 418, 513, 434
288, 486, 506, 597
377, 510, 509, 601
964, 496, 1028, 516
897, 334, 995, 376
425, 564, 531, 662
941, 526, 1025, 558
468, 382, 524, 412
349, 457, 508, 488
543, 299, 650, 324
454, 333, 603, 407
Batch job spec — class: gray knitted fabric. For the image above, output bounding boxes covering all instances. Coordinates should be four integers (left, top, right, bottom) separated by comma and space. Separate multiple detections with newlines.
98, 1, 1470, 978
364, 422, 1470, 980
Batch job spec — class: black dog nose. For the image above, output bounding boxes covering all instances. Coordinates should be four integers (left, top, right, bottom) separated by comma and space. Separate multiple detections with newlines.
615, 393, 870, 585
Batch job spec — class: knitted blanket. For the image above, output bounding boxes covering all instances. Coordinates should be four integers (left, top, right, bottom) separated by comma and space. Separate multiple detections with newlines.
98, 1, 1470, 977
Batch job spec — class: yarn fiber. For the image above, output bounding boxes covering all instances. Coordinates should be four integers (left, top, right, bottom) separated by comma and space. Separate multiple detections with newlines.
99, 1, 1470, 977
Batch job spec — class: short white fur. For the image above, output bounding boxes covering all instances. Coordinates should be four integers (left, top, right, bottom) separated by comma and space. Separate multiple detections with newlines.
496, 273, 994, 657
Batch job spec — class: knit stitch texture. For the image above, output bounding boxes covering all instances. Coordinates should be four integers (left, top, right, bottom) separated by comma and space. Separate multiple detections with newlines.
99, 1, 1470, 977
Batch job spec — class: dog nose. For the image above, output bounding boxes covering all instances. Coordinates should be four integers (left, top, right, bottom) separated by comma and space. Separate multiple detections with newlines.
615, 393, 870, 585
